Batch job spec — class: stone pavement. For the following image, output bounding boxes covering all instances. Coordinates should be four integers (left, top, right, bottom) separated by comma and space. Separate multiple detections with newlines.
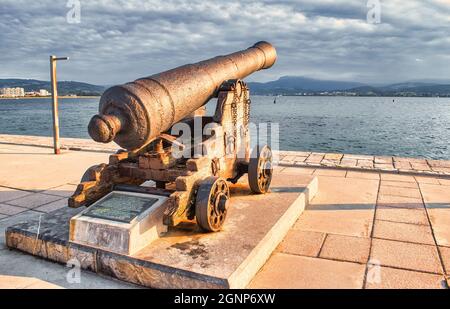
0, 134, 119, 153
278, 152, 450, 177
249, 168, 450, 289
0, 136, 449, 288
0, 143, 137, 288
2, 134, 450, 176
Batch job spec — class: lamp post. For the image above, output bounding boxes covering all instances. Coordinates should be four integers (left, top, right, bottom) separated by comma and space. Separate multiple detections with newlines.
50, 55, 69, 155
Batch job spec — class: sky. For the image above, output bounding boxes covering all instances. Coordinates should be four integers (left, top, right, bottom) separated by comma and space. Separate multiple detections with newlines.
1, 0, 450, 85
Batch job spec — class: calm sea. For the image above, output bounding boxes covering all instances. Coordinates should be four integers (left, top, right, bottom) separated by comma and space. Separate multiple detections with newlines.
1, 96, 450, 160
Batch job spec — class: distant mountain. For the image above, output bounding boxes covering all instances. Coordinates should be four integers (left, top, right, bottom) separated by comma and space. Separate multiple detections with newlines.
248, 76, 366, 95
351, 84, 450, 96
380, 82, 438, 91
2, 77, 450, 97
248, 76, 450, 97
0, 79, 106, 96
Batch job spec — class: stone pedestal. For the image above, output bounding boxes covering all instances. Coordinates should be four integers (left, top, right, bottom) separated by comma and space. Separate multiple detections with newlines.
6, 173, 318, 289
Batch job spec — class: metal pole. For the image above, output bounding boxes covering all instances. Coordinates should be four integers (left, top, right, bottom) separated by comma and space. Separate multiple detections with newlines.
49, 55, 69, 155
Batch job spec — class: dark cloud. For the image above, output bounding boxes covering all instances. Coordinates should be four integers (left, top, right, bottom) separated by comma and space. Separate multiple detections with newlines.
0, 0, 449, 85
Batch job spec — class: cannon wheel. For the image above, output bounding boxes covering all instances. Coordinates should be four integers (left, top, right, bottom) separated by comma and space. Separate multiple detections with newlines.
248, 145, 273, 194
195, 177, 230, 232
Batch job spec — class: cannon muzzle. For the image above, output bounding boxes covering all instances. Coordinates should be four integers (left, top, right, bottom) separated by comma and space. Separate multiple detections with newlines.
88, 41, 277, 150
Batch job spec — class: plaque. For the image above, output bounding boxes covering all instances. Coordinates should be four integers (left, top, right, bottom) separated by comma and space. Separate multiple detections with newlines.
83, 192, 159, 223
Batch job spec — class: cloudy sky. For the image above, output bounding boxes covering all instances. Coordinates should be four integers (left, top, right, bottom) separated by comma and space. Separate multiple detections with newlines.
1, 0, 450, 85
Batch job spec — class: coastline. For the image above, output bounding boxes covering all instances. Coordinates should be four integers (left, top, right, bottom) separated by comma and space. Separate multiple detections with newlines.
1, 94, 449, 99
0, 96, 100, 100
1, 133, 450, 177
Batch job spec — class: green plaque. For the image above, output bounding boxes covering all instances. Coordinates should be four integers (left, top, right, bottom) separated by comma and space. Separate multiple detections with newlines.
83, 192, 159, 223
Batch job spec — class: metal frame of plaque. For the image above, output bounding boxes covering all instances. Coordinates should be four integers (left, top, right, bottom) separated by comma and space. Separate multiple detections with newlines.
69, 191, 168, 255
82, 192, 160, 223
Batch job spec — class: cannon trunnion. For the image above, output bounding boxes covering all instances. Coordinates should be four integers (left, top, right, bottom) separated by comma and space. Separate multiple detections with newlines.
70, 42, 277, 232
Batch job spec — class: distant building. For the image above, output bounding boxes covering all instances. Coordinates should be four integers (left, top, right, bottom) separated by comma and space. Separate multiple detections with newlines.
39, 89, 51, 96
1, 87, 25, 97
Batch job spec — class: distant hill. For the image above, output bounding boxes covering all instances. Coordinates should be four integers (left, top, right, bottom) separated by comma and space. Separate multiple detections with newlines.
248, 76, 450, 97
350, 84, 450, 96
248, 76, 366, 95
2, 77, 450, 97
0, 79, 106, 96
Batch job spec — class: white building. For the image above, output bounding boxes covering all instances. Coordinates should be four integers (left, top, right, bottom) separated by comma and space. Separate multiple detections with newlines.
39, 89, 50, 96
0, 87, 25, 97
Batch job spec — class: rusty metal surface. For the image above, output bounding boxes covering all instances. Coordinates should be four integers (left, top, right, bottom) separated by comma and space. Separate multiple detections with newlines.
88, 41, 277, 150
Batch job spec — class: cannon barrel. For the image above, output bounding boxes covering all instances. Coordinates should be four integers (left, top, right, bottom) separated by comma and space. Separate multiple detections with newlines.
88, 41, 277, 150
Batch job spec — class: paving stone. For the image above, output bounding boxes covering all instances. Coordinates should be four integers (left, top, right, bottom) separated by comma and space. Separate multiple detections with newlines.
0, 275, 40, 289
320, 159, 339, 166
373, 220, 435, 245
280, 167, 315, 175
376, 206, 429, 225
5, 193, 64, 209
394, 157, 427, 164
365, 266, 445, 289
0, 275, 62, 289
295, 177, 378, 237
344, 154, 374, 160
0, 143, 110, 191
370, 238, 442, 274
0, 187, 32, 203
381, 180, 418, 188
320, 160, 338, 166
379, 186, 422, 199
380, 174, 416, 182
249, 253, 365, 289
346, 171, 380, 180
377, 194, 424, 210
428, 160, 450, 168
293, 161, 308, 166
339, 158, 358, 167
374, 163, 395, 170
34, 199, 68, 213
293, 152, 311, 157
411, 163, 431, 171
281, 155, 296, 163
0, 204, 28, 216
324, 153, 343, 161
410, 158, 429, 164
439, 246, 450, 274
375, 156, 393, 164
313, 169, 347, 177
431, 167, 450, 173
394, 161, 412, 170
319, 234, 370, 263
293, 157, 307, 163
357, 160, 373, 168
272, 166, 285, 173
393, 157, 410, 162
41, 184, 77, 198
305, 154, 324, 164
415, 176, 440, 185
277, 230, 325, 257
24, 280, 63, 289
419, 183, 450, 247
438, 178, 450, 186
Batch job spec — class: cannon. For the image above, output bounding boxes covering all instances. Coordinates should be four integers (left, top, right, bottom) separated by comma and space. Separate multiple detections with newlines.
69, 41, 277, 232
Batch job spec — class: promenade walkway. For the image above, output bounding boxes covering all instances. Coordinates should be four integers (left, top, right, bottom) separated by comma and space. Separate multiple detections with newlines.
0, 134, 449, 288
2, 134, 450, 177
